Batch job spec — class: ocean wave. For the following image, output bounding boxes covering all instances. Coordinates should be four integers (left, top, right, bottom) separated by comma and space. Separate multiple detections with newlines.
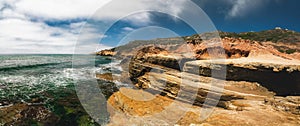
0, 55, 123, 102
0, 73, 74, 101
0, 62, 69, 71
0, 55, 72, 71
97, 60, 123, 73
114, 81, 132, 88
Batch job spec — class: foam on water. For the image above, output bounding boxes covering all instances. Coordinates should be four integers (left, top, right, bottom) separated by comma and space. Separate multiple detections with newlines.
0, 54, 120, 102
0, 69, 74, 101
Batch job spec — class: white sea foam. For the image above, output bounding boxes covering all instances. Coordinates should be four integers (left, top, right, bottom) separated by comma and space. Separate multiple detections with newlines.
0, 55, 124, 101
97, 60, 123, 73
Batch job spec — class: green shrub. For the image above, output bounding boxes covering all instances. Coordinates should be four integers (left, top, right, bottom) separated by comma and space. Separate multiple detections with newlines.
278, 49, 285, 53
285, 49, 296, 54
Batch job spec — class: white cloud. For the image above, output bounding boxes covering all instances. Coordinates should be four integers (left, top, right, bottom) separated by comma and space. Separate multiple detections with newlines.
91, 0, 188, 24
0, 0, 190, 54
0, 8, 27, 19
226, 0, 270, 18
14, 0, 111, 20
0, 0, 114, 54
122, 27, 135, 32
0, 19, 75, 53
0, 18, 108, 54
7, 0, 187, 24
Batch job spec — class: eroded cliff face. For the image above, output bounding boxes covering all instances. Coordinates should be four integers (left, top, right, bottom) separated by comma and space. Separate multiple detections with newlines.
187, 37, 298, 60
126, 46, 300, 96
96, 48, 116, 56
102, 45, 300, 125
95, 35, 300, 125
128, 46, 181, 84
185, 59, 300, 96
97, 37, 299, 61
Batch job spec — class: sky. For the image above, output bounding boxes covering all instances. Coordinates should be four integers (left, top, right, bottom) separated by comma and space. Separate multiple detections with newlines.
0, 0, 299, 54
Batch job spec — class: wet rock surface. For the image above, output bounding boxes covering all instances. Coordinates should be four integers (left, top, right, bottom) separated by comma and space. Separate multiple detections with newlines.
0, 89, 100, 126
0, 103, 57, 125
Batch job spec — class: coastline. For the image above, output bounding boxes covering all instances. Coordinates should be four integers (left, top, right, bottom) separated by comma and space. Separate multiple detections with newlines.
95, 36, 300, 125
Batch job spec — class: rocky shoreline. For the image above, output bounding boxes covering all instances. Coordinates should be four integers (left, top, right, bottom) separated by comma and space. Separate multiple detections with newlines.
96, 42, 300, 125
0, 88, 100, 126
2, 34, 299, 125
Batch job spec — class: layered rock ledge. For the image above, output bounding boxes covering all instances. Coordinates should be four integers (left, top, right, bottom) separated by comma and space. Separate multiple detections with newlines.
185, 58, 300, 95
101, 46, 300, 125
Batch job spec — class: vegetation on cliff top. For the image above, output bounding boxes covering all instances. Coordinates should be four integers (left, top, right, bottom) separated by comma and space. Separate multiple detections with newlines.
219, 29, 300, 43
98, 29, 300, 55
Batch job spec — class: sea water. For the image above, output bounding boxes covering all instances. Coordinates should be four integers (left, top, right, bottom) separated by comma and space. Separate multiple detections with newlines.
0, 54, 118, 103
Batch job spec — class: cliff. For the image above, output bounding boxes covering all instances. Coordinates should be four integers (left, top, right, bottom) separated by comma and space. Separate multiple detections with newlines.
185, 58, 300, 96
97, 46, 300, 125
95, 30, 300, 125
96, 29, 300, 60
96, 48, 116, 56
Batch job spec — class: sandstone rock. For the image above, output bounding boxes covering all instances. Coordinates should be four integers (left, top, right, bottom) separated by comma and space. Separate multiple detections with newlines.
107, 88, 300, 126
184, 59, 300, 95
129, 46, 181, 84
265, 96, 300, 115
96, 48, 116, 56
104, 38, 300, 125
107, 88, 173, 116
96, 73, 114, 82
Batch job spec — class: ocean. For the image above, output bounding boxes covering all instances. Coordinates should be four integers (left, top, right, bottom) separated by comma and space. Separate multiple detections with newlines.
0, 54, 119, 125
